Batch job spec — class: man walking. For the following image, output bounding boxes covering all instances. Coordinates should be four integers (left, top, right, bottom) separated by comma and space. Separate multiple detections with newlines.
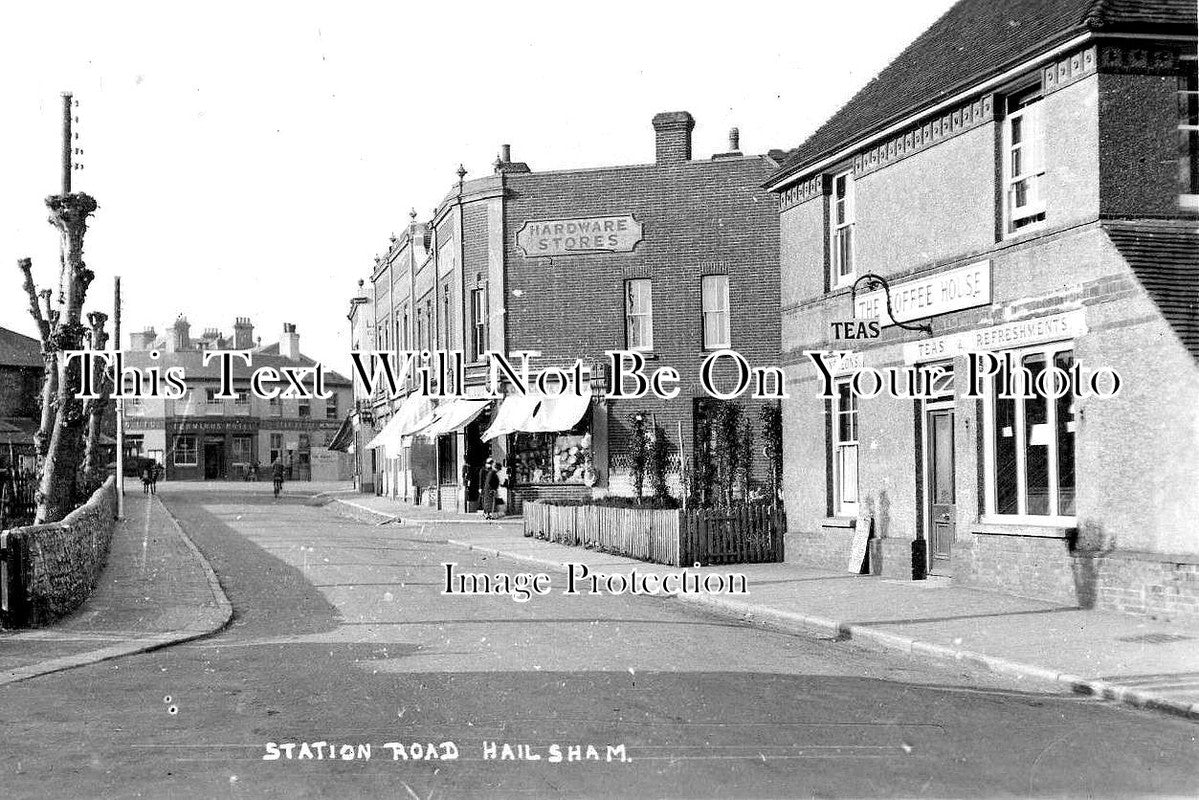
271, 458, 286, 498
479, 458, 501, 519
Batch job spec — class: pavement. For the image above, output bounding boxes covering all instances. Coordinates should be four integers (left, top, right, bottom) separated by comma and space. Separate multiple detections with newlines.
0, 488, 231, 685
332, 492, 1199, 721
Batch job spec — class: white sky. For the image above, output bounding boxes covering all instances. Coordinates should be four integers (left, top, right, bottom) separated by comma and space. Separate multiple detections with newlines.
0, 0, 952, 371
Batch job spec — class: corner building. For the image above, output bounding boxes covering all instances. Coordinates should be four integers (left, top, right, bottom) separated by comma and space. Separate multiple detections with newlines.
768, 0, 1199, 617
362, 113, 781, 512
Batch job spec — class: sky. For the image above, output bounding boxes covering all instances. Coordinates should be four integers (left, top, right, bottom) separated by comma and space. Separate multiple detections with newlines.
0, 0, 954, 372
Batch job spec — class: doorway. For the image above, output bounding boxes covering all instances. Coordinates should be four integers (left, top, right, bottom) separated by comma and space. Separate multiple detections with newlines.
203, 436, 225, 480
925, 405, 956, 575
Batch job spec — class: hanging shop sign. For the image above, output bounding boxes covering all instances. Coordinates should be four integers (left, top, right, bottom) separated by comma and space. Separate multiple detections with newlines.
855, 260, 991, 327
516, 215, 643, 257
902, 309, 1087, 365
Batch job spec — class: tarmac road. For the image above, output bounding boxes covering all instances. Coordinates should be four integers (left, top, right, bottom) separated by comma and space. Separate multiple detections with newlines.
1, 484, 1195, 799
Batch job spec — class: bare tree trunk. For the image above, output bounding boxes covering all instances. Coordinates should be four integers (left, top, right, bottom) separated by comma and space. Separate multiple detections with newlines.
18, 260, 57, 462
34, 193, 98, 524
82, 310, 111, 492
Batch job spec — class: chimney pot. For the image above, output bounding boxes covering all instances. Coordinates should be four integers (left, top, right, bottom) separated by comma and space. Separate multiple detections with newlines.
500, 144, 511, 162
729, 127, 740, 152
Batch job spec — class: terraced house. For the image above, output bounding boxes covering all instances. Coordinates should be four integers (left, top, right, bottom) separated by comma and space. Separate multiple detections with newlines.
769, 0, 1199, 617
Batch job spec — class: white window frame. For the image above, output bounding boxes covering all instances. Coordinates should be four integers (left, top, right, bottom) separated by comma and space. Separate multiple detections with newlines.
469, 287, 488, 361
174, 435, 197, 467
832, 379, 859, 517
1003, 89, 1047, 235
981, 343, 1077, 526
625, 279, 654, 351
830, 169, 856, 289
701, 274, 731, 350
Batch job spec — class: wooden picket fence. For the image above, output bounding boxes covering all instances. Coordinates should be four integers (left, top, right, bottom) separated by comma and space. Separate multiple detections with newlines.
523, 501, 784, 567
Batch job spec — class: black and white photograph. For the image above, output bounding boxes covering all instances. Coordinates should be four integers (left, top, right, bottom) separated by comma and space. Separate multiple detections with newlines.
1, 1, 1197, 797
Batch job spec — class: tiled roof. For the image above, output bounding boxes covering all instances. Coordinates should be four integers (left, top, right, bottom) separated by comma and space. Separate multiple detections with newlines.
1104, 219, 1199, 361
122, 347, 351, 386
770, 0, 1197, 186
0, 327, 41, 369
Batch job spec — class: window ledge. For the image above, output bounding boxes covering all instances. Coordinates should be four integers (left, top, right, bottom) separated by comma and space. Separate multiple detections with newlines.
973, 518, 1076, 539
822, 516, 857, 530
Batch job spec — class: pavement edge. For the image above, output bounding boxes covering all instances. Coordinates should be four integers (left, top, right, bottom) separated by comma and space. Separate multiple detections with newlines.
0, 495, 234, 687
445, 539, 1199, 722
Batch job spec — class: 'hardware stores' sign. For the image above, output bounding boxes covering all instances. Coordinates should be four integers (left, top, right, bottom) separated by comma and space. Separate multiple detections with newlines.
517, 215, 643, 257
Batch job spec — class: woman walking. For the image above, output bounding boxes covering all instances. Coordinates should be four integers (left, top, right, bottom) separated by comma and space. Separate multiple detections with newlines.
479, 458, 500, 519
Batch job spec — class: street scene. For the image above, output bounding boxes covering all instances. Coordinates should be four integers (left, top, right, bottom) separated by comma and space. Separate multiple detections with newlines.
2, 0, 1198, 797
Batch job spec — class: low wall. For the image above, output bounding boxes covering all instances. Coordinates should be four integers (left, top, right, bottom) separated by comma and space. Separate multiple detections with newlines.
959, 531, 1199, 620
524, 502, 681, 565
0, 477, 118, 627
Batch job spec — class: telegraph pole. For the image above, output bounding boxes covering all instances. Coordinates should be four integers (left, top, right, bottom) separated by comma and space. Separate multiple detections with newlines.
114, 275, 124, 517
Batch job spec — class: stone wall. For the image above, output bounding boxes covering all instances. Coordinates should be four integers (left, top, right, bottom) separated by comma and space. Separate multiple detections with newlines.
0, 477, 117, 627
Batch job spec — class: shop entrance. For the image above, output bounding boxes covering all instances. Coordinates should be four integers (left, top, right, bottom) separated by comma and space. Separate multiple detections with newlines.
203, 435, 226, 480
925, 405, 956, 575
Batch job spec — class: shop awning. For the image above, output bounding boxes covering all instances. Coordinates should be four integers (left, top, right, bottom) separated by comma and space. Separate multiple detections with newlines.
480, 393, 591, 441
413, 398, 492, 441
365, 394, 433, 457
327, 415, 355, 452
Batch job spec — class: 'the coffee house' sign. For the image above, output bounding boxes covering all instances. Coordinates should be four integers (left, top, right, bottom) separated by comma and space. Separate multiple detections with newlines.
516, 215, 644, 257
855, 260, 991, 327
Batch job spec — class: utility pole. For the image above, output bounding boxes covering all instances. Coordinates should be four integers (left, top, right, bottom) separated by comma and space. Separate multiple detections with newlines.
114, 275, 124, 517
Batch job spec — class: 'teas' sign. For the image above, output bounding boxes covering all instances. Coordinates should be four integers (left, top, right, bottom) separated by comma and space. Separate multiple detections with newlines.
516, 215, 643, 257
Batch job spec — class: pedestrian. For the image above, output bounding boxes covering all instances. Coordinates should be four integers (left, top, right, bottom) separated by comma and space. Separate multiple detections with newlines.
480, 458, 501, 519
271, 457, 285, 498
149, 461, 160, 495
141, 462, 153, 495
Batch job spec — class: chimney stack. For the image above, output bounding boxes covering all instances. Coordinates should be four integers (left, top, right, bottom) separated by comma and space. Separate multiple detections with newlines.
279, 322, 300, 361
493, 143, 531, 175
233, 317, 255, 349
168, 316, 190, 352
652, 111, 695, 166
728, 127, 740, 153
130, 326, 157, 351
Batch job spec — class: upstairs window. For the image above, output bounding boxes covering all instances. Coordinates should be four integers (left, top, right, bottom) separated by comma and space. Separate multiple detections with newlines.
701, 275, 730, 349
1005, 89, 1046, 233
830, 170, 855, 288
624, 279, 654, 351
469, 287, 489, 361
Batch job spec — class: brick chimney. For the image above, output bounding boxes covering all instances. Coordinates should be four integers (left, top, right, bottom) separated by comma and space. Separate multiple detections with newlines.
493, 143, 531, 174
233, 317, 254, 349
279, 322, 300, 360
652, 111, 695, 165
129, 326, 156, 351
168, 316, 190, 352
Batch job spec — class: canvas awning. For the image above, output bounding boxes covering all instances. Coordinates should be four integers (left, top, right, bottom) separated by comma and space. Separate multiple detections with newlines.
327, 414, 355, 452
413, 398, 492, 441
480, 393, 591, 441
365, 394, 433, 457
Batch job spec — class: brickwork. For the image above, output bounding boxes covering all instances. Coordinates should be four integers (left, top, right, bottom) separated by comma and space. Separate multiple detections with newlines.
1, 477, 117, 627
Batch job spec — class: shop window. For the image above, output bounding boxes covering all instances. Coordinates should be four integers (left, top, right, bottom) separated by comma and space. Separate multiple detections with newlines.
174, 435, 197, 466
832, 380, 859, 516
1004, 88, 1046, 234
830, 170, 855, 288
512, 431, 593, 484
701, 275, 730, 349
985, 345, 1076, 521
469, 287, 489, 361
437, 435, 458, 484
126, 435, 144, 456
625, 279, 653, 351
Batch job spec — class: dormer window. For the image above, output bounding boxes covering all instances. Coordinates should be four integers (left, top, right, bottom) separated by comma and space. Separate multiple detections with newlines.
830, 170, 855, 288
1004, 88, 1046, 234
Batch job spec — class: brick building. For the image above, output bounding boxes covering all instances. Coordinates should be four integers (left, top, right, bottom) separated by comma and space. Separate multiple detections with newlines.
0, 326, 43, 473
123, 317, 353, 482
768, 0, 1199, 617
359, 112, 781, 512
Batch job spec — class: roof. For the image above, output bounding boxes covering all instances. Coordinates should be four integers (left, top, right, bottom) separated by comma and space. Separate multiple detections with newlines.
0, 327, 41, 369
122, 347, 351, 386
770, 0, 1197, 186
1104, 219, 1199, 361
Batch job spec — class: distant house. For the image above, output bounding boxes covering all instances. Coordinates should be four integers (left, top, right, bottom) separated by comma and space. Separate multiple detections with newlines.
0, 326, 43, 473
122, 317, 353, 482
